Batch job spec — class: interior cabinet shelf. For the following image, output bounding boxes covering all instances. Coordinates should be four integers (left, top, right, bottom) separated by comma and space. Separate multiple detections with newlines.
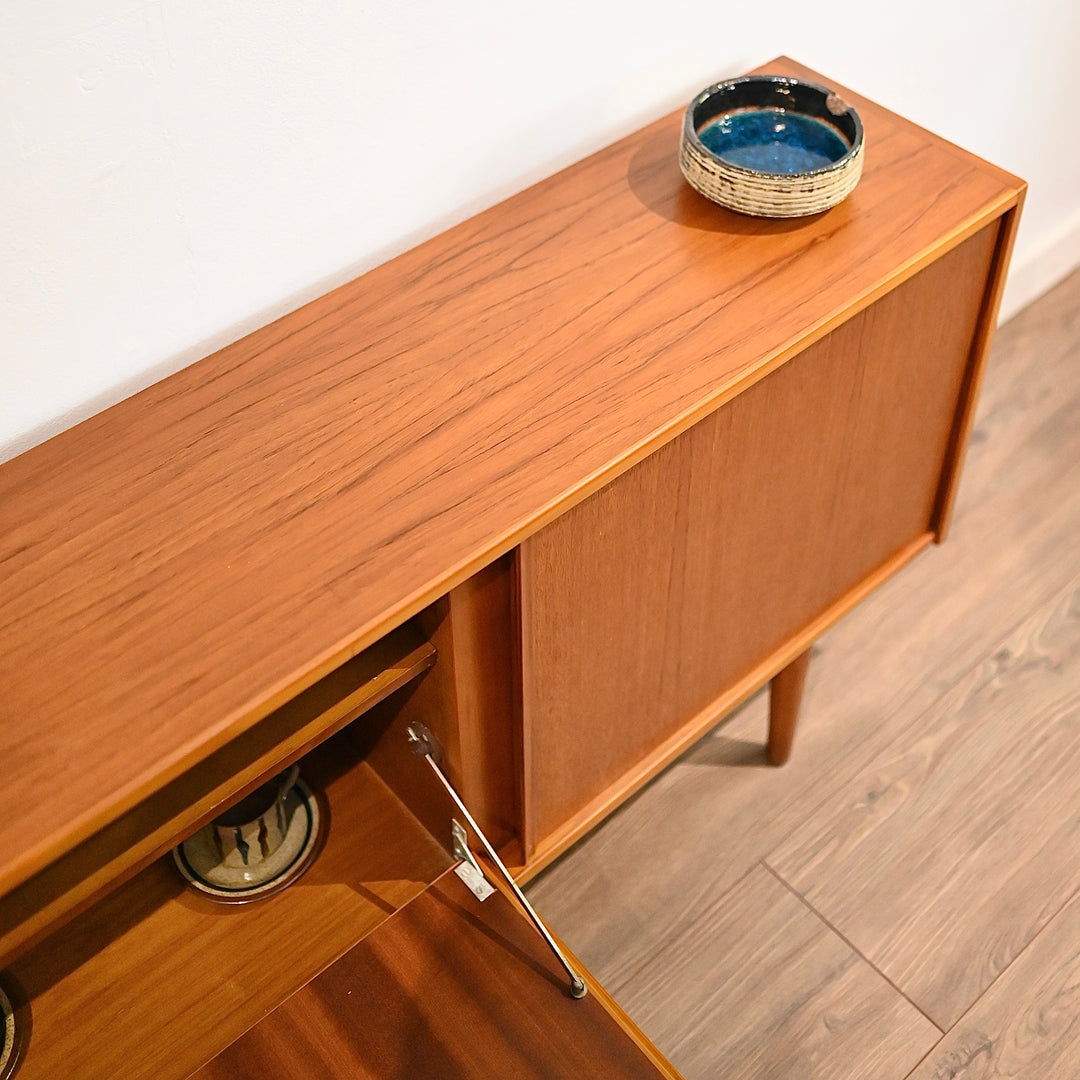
7, 739, 451, 1080
0, 625, 435, 968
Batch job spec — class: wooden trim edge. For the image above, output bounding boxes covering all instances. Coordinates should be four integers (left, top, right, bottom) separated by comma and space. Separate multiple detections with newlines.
933, 196, 1027, 540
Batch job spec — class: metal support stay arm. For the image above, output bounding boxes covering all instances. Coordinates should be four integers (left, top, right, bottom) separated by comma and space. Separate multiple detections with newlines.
406, 722, 587, 999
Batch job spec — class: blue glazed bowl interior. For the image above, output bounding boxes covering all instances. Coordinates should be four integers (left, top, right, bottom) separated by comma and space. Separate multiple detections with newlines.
688, 76, 861, 177
699, 110, 848, 174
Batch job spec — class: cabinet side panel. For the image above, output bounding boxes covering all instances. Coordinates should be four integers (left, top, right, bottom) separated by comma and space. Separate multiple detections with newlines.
520, 225, 999, 845
443, 555, 523, 850
365, 557, 521, 851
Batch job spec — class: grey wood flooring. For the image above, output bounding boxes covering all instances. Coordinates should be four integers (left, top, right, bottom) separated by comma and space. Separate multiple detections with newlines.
526, 268, 1080, 1078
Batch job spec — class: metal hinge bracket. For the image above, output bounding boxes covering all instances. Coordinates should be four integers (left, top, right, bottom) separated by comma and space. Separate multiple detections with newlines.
452, 819, 495, 901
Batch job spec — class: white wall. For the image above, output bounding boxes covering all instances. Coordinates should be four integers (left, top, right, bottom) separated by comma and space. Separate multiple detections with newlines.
3, 1, 1078, 461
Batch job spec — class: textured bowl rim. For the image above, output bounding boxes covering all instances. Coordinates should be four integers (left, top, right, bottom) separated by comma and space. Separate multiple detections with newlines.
683, 74, 864, 180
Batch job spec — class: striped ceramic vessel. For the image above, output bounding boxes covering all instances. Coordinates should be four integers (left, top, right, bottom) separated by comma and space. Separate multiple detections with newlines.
680, 75, 864, 217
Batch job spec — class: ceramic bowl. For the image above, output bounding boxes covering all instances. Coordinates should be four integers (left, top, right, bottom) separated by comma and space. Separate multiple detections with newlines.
172, 773, 323, 903
680, 75, 864, 217
0, 979, 28, 1080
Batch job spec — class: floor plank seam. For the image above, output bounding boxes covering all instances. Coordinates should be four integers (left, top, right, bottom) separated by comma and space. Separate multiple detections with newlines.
758, 859, 945, 1037
898, 1032, 951, 1080
899, 869, 1080, 1080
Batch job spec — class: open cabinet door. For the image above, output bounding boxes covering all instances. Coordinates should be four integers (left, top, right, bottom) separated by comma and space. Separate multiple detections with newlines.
194, 867, 683, 1079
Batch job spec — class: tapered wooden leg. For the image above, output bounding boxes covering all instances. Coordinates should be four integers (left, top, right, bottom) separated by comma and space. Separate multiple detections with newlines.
767, 647, 812, 766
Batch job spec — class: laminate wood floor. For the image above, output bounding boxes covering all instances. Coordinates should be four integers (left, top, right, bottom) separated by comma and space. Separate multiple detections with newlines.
526, 267, 1080, 1078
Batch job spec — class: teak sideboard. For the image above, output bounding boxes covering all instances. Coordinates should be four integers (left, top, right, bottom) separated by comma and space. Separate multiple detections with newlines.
0, 59, 1023, 1079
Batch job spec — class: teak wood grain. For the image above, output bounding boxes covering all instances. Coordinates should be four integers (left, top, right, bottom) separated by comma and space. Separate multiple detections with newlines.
194, 869, 681, 1080
520, 532, 934, 878
9, 743, 451, 1080
519, 225, 998, 846
0, 58, 1023, 898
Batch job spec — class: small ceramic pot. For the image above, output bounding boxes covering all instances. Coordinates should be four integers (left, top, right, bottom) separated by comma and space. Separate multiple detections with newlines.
211, 764, 300, 869
0, 977, 28, 1080
680, 74, 864, 217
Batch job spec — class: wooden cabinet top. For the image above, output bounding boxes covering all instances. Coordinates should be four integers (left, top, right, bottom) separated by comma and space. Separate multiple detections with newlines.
0, 59, 1022, 897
